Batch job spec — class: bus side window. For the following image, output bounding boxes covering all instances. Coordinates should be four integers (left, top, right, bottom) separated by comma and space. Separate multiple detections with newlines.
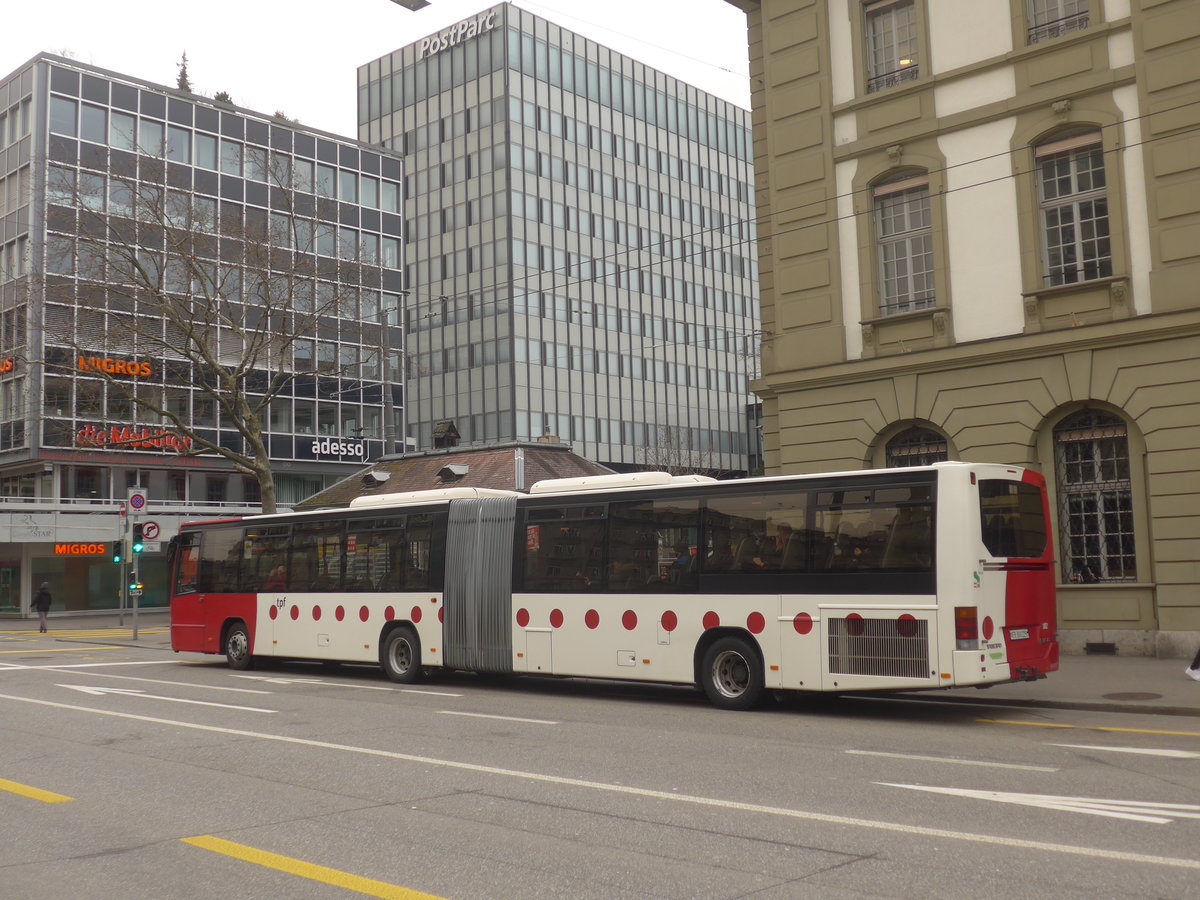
882, 507, 933, 569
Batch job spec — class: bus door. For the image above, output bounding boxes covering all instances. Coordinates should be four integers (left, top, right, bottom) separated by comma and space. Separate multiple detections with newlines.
443, 496, 517, 673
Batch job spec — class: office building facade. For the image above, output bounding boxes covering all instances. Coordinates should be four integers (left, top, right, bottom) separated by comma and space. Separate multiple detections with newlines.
358, 3, 761, 474
0, 55, 405, 614
727, 0, 1199, 653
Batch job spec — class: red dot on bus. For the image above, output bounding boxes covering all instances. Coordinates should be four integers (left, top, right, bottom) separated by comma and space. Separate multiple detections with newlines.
703, 611, 720, 630
661, 610, 678, 632
269, 605, 278, 621
438, 608, 444, 623
622, 610, 637, 630
410, 606, 421, 624
312, 606, 321, 621
359, 606, 370, 622
747, 612, 765, 634
335, 606, 345, 622
982, 616, 995, 640
793, 612, 813, 634
846, 613, 865, 636
289, 605, 299, 621
584, 609, 600, 629
516, 608, 530, 627
897, 613, 917, 638
550, 608, 564, 628
384, 606, 395, 621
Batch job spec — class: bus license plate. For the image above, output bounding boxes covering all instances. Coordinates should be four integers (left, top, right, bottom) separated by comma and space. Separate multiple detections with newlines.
1009, 628, 1030, 640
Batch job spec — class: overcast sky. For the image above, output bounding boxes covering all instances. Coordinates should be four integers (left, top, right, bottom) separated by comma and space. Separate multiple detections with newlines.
3, 0, 751, 138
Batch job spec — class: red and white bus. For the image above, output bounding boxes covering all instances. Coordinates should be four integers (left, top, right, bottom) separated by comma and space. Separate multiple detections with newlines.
168, 462, 1058, 709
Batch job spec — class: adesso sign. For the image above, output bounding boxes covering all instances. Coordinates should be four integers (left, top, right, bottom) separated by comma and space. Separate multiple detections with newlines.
417, 10, 498, 59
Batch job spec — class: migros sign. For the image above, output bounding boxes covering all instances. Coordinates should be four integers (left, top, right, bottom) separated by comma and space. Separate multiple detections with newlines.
78, 356, 154, 378
76, 424, 193, 453
417, 9, 498, 59
55, 543, 108, 556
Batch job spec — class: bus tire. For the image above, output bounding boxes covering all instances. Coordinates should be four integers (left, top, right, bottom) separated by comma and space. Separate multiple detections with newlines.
381, 626, 422, 684
700, 636, 763, 710
224, 621, 254, 671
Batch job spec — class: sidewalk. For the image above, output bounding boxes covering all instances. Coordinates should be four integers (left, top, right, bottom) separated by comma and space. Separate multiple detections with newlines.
8, 613, 1200, 717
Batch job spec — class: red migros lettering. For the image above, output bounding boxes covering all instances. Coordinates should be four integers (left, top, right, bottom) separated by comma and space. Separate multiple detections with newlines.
75, 424, 193, 454
55, 543, 107, 555
77, 357, 154, 378
417, 10, 497, 59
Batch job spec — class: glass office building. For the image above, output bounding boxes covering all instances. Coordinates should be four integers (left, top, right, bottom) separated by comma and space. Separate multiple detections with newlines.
0, 54, 405, 613
359, 3, 759, 474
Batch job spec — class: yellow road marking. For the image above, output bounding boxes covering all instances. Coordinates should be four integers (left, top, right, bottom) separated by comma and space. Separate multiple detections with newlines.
0, 777, 73, 803
979, 718, 1200, 738
0, 628, 169, 637
0, 646, 122, 654
182, 836, 447, 899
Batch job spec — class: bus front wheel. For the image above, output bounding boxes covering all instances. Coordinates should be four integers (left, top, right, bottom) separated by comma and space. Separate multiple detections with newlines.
381, 627, 422, 684
700, 637, 763, 710
224, 622, 254, 671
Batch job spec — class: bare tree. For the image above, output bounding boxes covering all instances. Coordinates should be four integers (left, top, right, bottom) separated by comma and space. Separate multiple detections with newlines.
639, 424, 728, 478
41, 150, 388, 512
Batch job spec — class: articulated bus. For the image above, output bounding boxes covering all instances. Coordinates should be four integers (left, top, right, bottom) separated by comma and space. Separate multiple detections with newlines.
168, 462, 1058, 710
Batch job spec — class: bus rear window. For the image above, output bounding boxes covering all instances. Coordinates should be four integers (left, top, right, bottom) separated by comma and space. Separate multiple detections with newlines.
979, 480, 1047, 558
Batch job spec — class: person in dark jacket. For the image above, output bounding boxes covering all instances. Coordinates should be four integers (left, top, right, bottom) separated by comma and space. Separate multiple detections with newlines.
32, 582, 51, 633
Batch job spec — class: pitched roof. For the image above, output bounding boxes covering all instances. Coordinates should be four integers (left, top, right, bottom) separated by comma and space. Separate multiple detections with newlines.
296, 441, 615, 509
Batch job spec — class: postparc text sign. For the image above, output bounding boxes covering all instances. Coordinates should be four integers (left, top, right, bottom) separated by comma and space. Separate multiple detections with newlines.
55, 542, 108, 556
76, 424, 193, 453
417, 9, 498, 59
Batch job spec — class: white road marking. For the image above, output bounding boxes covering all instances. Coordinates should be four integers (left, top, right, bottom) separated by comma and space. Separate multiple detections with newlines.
63, 671, 272, 694
879, 782, 1200, 824
231, 674, 462, 696
1, 660, 178, 671
0, 691, 1197, 871
1049, 743, 1200, 759
58, 684, 275, 714
439, 711, 558, 725
847, 749, 1057, 772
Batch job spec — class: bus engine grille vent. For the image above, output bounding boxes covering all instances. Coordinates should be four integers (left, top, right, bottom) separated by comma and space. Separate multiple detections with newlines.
828, 616, 929, 679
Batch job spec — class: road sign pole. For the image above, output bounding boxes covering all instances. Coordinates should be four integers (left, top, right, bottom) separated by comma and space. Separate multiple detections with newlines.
126, 489, 148, 642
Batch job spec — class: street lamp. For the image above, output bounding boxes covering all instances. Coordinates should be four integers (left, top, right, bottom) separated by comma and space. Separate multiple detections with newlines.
389, 0, 431, 8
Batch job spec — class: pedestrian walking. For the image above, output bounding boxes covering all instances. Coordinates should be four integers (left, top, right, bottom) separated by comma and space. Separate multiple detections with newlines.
32, 581, 51, 633
1186, 644, 1200, 682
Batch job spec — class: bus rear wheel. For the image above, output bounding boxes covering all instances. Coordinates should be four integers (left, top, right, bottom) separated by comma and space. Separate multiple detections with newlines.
700, 637, 763, 710
224, 621, 253, 671
381, 627, 422, 684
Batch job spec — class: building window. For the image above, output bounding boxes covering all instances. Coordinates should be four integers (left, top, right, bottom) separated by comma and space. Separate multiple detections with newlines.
865, 0, 919, 93
1036, 132, 1111, 287
886, 427, 947, 467
874, 175, 933, 315
1028, 0, 1089, 44
1053, 410, 1135, 584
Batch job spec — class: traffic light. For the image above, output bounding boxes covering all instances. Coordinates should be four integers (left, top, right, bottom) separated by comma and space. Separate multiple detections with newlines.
128, 580, 143, 592
112, 541, 124, 564
132, 523, 145, 554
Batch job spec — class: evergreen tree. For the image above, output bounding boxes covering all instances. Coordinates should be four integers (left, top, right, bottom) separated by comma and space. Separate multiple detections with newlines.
176, 52, 192, 92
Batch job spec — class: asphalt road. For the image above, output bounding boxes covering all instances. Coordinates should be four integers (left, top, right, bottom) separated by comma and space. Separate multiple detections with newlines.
2, 628, 1198, 899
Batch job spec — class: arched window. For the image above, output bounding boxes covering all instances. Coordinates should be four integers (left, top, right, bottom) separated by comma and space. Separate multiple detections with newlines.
885, 427, 947, 467
1053, 410, 1135, 583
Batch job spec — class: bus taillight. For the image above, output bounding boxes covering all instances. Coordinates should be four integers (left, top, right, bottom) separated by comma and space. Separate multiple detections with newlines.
955, 606, 978, 650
